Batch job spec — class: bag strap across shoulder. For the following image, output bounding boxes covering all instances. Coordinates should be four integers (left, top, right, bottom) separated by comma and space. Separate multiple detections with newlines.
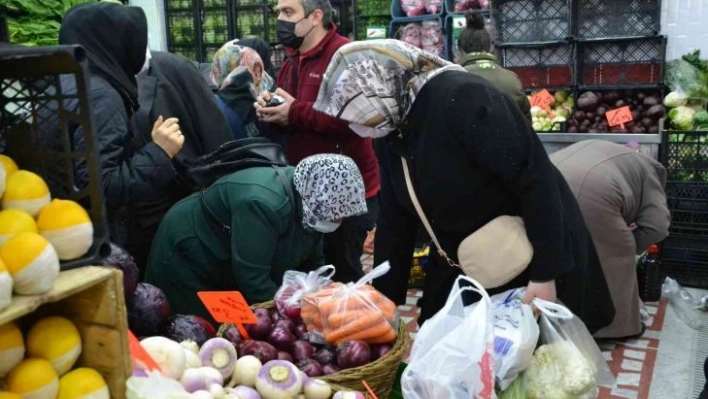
400, 156, 459, 268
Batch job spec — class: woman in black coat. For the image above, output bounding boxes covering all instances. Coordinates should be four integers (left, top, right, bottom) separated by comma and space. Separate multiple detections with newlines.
57, 2, 184, 250
312, 39, 615, 333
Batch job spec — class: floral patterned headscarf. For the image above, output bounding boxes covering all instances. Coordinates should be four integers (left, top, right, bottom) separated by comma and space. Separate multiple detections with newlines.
312, 39, 464, 138
293, 154, 367, 230
210, 40, 275, 95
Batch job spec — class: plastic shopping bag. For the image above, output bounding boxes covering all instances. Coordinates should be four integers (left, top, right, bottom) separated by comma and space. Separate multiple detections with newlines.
301, 262, 398, 345
401, 275, 496, 399
523, 299, 615, 399
486, 289, 540, 391
273, 265, 336, 320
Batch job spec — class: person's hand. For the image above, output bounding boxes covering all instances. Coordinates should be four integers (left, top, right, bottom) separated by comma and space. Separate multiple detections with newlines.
151, 115, 184, 159
628, 222, 638, 231
254, 88, 295, 126
522, 280, 557, 305
255, 90, 272, 108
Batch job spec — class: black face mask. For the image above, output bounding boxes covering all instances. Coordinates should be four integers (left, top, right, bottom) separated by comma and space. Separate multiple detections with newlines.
276, 16, 313, 50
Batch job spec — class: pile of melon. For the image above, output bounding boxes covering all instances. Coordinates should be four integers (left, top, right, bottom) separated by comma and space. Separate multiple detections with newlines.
0, 155, 94, 313
0, 317, 109, 399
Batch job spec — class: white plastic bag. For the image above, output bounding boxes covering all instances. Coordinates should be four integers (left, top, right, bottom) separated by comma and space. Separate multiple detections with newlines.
401, 275, 496, 399
274, 265, 335, 319
523, 299, 615, 399
487, 289, 540, 391
662, 276, 707, 330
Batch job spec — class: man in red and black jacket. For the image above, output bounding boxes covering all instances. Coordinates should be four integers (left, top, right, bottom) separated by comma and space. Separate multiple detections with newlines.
255, 0, 380, 283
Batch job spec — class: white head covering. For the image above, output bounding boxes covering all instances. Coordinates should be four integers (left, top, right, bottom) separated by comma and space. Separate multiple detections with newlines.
313, 39, 464, 138
293, 154, 367, 231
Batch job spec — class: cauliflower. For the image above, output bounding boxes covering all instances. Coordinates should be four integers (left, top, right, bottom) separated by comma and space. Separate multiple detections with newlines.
525, 341, 597, 399
664, 91, 688, 108
669, 105, 696, 130
530, 106, 542, 117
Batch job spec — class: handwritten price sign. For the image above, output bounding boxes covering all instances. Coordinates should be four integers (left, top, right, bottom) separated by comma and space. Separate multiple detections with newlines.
530, 89, 555, 117
198, 291, 257, 339
605, 106, 633, 129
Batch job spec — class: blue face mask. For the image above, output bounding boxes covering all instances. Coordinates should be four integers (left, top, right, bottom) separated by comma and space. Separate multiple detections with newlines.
309, 219, 341, 233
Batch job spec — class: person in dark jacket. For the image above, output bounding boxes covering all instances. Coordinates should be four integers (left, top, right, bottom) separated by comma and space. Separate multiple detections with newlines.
145, 154, 367, 323
130, 50, 234, 269
58, 2, 184, 247
551, 140, 671, 339
255, 0, 381, 285
457, 10, 531, 121
210, 41, 276, 140
313, 39, 615, 334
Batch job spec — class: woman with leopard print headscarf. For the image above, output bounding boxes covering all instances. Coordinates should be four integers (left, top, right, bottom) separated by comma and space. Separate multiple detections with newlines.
145, 154, 367, 323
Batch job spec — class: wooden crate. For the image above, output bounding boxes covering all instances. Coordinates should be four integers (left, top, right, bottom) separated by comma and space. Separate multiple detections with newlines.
0, 266, 130, 399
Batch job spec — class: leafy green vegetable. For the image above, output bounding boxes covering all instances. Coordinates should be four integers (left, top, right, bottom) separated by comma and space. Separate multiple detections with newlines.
6, 0, 96, 46
665, 50, 708, 103
693, 110, 708, 129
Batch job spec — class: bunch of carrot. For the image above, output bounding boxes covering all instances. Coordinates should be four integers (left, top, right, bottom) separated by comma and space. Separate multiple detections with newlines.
302, 283, 398, 345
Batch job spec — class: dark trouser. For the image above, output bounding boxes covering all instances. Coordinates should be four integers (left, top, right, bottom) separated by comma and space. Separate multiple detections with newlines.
325, 196, 379, 284
126, 222, 160, 281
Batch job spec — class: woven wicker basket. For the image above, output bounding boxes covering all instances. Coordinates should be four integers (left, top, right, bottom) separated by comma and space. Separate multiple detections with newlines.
217, 300, 409, 398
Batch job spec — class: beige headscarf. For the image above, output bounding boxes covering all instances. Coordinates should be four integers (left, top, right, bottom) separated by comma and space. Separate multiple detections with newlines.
313, 39, 464, 137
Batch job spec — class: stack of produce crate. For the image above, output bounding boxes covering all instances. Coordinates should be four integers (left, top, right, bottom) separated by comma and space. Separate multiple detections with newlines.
493, 0, 665, 134
165, 0, 234, 62
389, 0, 448, 59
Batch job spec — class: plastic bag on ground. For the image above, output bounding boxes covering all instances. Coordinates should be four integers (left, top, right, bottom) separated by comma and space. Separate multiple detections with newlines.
523, 299, 615, 399
401, 275, 496, 399
662, 276, 708, 330
274, 265, 336, 320
301, 262, 398, 345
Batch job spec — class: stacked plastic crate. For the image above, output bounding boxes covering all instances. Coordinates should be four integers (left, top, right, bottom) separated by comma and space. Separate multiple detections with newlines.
660, 127, 708, 288
494, 0, 665, 134
389, 0, 448, 59
165, 0, 234, 62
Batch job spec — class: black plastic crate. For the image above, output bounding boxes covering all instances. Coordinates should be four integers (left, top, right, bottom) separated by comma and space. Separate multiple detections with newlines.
660, 131, 708, 183
577, 36, 666, 87
493, 0, 571, 44
1, 14, 8, 43
445, 11, 498, 62
499, 41, 575, 89
660, 235, 708, 289
167, 10, 198, 46
234, 6, 271, 41
0, 45, 110, 270
390, 18, 448, 61
172, 46, 199, 61
202, 9, 231, 46
573, 0, 661, 39
166, 0, 193, 10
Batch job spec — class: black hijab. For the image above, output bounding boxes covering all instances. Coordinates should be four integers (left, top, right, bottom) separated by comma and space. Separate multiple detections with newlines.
59, 2, 147, 112
238, 38, 275, 79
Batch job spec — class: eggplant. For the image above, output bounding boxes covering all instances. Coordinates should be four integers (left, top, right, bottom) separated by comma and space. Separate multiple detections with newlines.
643, 95, 661, 107
604, 91, 621, 104
636, 92, 646, 101
574, 110, 587, 121
615, 99, 626, 108
632, 125, 647, 133
567, 126, 579, 133
640, 117, 653, 129
596, 106, 607, 117
631, 110, 641, 121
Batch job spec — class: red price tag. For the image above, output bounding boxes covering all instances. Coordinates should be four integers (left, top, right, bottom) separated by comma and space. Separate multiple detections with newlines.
606, 106, 633, 129
198, 291, 257, 339
128, 330, 161, 372
530, 89, 555, 117
530, 89, 554, 108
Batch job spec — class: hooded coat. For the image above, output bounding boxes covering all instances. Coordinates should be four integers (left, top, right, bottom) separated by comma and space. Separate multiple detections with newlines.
551, 140, 671, 338
57, 2, 176, 246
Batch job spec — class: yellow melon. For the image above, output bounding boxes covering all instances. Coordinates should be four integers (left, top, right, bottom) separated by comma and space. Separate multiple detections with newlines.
0, 232, 59, 295
0, 154, 18, 176
57, 368, 109, 399
27, 317, 82, 376
0, 257, 12, 312
37, 199, 93, 261
2, 171, 51, 217
0, 208, 39, 246
0, 322, 25, 378
7, 358, 59, 399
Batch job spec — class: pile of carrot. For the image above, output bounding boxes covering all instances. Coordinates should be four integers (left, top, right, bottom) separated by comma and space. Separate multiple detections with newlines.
302, 284, 398, 345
